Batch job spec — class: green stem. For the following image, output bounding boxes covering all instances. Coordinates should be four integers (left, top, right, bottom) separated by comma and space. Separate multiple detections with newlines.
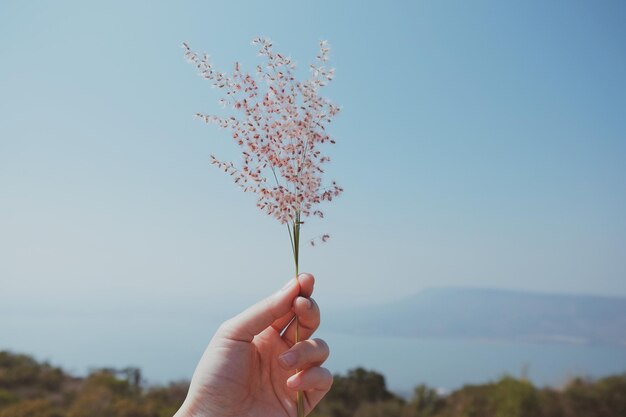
291, 213, 305, 417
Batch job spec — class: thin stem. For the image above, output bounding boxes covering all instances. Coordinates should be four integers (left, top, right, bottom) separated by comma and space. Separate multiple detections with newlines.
287, 223, 295, 260
290, 211, 304, 417
270, 165, 281, 187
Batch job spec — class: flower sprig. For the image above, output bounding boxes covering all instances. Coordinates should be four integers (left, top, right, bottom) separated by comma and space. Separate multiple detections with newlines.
183, 37, 342, 417
183, 38, 342, 228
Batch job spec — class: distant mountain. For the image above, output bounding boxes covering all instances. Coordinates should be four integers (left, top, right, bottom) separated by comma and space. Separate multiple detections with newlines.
327, 287, 626, 347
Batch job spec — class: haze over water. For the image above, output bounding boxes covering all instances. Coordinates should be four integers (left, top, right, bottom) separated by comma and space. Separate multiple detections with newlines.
3, 305, 626, 394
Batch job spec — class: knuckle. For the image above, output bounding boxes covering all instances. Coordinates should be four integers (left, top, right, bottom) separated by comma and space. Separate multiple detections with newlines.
219, 318, 234, 331
217, 319, 234, 336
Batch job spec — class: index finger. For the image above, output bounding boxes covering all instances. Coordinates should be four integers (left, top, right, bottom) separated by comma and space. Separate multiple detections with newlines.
216, 277, 300, 342
217, 273, 315, 342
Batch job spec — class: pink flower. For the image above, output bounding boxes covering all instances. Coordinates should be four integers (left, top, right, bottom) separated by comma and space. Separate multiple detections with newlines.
183, 38, 342, 228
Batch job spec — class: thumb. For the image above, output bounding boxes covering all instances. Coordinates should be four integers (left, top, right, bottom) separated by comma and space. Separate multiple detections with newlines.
217, 278, 300, 342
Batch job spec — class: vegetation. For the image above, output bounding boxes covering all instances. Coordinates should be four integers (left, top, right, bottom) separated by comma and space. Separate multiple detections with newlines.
1, 351, 625, 417
0, 351, 187, 417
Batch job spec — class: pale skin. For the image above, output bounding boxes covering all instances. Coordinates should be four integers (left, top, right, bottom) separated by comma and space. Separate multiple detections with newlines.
175, 273, 332, 417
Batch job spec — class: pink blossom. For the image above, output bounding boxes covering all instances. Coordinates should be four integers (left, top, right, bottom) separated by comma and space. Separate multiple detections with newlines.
183, 38, 342, 227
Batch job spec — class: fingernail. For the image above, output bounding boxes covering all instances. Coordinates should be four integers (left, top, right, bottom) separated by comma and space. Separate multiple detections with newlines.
305, 298, 313, 309
279, 351, 297, 368
286, 374, 300, 389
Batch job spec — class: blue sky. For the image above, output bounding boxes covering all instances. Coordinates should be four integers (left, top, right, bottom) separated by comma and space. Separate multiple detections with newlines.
1, 0, 625, 314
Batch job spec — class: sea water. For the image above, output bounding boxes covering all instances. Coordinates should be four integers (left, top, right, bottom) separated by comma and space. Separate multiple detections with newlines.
2, 310, 626, 395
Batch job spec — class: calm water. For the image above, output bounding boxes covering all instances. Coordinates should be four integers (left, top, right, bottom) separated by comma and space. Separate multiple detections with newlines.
2, 311, 626, 394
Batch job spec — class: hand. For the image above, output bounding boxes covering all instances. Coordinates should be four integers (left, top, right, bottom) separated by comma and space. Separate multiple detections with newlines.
175, 273, 332, 417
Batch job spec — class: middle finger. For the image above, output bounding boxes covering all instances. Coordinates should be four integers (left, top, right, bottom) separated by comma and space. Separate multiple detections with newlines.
278, 338, 330, 371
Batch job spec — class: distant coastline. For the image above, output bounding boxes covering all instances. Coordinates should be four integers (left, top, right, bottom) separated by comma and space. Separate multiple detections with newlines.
327, 287, 626, 347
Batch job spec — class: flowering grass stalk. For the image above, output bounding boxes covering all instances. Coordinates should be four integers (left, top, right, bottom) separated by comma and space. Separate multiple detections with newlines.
183, 37, 342, 417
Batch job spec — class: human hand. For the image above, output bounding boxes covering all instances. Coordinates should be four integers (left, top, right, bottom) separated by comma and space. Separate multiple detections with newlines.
174, 273, 332, 417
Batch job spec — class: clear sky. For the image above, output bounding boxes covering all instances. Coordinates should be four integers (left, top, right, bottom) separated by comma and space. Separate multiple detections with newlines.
1, 0, 625, 315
